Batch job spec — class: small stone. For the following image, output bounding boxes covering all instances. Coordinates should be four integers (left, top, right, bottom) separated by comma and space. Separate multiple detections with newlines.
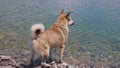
58, 62, 68, 68
50, 61, 57, 68
0, 55, 11, 60
41, 63, 51, 68
11, 59, 16, 63
22, 58, 27, 62
13, 63, 21, 68
50, 61, 56, 65
0, 66, 13, 68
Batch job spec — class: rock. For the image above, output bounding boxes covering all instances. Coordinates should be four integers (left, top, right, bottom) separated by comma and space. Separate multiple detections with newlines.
38, 62, 68, 68
57, 62, 68, 68
0, 66, 14, 68
0, 55, 22, 68
0, 55, 82, 68
50, 61, 57, 68
27, 61, 69, 68
0, 55, 11, 60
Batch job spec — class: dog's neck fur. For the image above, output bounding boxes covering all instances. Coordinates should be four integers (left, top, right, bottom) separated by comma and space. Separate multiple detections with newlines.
49, 15, 69, 43
53, 14, 69, 32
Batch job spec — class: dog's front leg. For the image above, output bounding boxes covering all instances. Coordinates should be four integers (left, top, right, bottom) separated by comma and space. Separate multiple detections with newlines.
49, 48, 54, 62
59, 45, 65, 63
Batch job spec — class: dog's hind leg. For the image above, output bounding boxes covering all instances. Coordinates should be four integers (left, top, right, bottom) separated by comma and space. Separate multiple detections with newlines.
41, 47, 51, 67
49, 48, 54, 62
43, 49, 49, 62
59, 45, 65, 63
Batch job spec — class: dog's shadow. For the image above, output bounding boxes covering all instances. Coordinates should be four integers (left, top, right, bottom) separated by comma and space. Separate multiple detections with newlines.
20, 56, 57, 68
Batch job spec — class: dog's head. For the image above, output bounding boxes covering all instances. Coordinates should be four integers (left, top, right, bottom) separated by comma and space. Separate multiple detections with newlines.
60, 9, 75, 26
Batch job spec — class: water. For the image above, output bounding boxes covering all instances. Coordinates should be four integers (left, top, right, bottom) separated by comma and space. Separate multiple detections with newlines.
0, 0, 120, 61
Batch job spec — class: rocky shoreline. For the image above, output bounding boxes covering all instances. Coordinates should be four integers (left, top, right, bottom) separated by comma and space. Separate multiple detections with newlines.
0, 48, 120, 68
0, 54, 120, 68
0, 55, 21, 68
0, 55, 81, 68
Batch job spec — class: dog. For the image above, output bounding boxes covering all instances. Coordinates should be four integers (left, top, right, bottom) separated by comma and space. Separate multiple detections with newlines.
29, 9, 74, 67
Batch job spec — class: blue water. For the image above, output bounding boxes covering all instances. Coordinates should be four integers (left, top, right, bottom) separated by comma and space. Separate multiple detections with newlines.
0, 0, 120, 58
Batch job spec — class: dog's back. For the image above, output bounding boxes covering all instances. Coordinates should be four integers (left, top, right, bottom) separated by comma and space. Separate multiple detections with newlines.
37, 25, 68, 47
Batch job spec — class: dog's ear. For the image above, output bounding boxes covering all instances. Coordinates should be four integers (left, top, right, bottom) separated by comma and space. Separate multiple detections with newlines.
61, 9, 65, 15
66, 12, 71, 18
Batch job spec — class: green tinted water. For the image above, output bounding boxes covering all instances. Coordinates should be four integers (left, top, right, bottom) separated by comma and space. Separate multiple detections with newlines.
0, 0, 120, 60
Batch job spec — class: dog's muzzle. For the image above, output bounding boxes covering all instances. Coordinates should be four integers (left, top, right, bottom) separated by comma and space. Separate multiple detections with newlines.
69, 20, 75, 26
70, 23, 74, 26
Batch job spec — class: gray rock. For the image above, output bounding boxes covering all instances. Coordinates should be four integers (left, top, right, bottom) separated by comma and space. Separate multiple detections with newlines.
0, 66, 14, 68
57, 62, 68, 68
0, 55, 22, 68
0, 55, 11, 61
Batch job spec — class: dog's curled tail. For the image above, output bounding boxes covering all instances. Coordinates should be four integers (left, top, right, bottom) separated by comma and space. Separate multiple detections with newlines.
31, 24, 45, 38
